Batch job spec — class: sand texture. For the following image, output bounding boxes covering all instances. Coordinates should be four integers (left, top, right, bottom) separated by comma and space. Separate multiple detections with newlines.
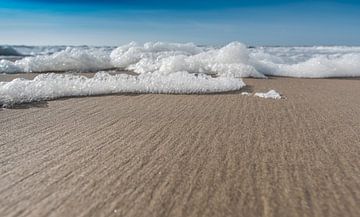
1, 77, 360, 217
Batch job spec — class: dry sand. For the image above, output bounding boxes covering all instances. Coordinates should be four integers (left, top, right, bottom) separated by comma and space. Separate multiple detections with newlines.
0, 76, 359, 217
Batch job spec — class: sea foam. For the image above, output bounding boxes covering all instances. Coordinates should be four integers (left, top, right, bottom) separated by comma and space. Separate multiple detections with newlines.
1, 42, 360, 78
254, 90, 282, 99
0, 72, 245, 106
110, 41, 264, 78
1, 42, 360, 105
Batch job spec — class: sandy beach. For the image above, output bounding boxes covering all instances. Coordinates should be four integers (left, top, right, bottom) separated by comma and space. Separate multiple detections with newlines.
0, 76, 359, 217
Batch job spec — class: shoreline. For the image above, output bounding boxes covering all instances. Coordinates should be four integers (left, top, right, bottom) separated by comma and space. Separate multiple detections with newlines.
0, 76, 359, 217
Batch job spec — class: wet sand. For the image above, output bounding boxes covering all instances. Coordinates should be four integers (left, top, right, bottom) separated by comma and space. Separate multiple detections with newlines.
0, 76, 359, 217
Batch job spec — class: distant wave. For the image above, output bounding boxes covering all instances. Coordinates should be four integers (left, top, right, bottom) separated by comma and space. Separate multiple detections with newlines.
0, 46, 23, 56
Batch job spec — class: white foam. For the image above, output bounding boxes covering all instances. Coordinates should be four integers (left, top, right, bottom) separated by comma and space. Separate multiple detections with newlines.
254, 90, 282, 99
0, 71, 245, 106
111, 41, 265, 78
0, 60, 22, 74
254, 53, 360, 78
241, 92, 251, 96
110, 41, 203, 69
1, 42, 360, 78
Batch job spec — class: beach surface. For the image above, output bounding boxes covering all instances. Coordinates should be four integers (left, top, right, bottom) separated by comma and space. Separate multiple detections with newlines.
0, 76, 359, 217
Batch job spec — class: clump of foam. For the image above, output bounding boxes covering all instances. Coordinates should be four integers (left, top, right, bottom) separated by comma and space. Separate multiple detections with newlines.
0, 71, 245, 106
111, 42, 265, 78
254, 53, 360, 78
254, 90, 282, 99
0, 60, 22, 74
241, 92, 251, 96
110, 41, 203, 69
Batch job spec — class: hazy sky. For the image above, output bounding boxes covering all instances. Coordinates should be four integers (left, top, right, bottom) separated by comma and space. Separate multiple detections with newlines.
1, 0, 360, 46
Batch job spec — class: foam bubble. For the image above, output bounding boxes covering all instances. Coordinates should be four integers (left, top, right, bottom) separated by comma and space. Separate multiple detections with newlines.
254, 90, 282, 99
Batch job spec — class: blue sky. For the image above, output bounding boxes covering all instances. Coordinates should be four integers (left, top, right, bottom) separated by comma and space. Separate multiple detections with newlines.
0, 0, 360, 46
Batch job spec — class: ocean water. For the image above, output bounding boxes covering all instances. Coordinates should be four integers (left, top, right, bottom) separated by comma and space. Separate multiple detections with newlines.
1, 42, 359, 105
